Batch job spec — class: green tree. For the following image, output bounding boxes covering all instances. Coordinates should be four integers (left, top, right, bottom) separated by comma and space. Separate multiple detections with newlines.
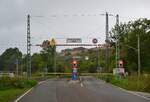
111, 18, 150, 74
0, 48, 22, 72
40, 40, 56, 72
31, 53, 45, 73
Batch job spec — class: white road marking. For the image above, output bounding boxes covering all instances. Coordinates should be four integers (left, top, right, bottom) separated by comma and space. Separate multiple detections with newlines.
38, 80, 46, 85
128, 91, 150, 101
80, 82, 84, 87
14, 80, 47, 102
14, 87, 33, 102
109, 83, 150, 101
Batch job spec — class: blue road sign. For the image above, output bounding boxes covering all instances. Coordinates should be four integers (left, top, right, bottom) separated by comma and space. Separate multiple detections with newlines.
72, 73, 78, 80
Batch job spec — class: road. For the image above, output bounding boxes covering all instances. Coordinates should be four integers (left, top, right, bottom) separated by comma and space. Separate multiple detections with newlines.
17, 76, 150, 102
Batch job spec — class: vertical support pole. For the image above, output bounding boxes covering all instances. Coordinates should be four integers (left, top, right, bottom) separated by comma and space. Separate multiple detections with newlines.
16, 58, 19, 77
137, 34, 141, 78
115, 41, 118, 68
105, 12, 109, 72
116, 14, 119, 68
54, 47, 56, 74
97, 44, 100, 70
27, 14, 31, 78
72, 60, 78, 80
97, 44, 101, 75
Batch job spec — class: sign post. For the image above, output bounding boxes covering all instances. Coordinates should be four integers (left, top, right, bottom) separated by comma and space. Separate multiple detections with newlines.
72, 60, 78, 80
119, 60, 124, 68
92, 38, 98, 44
113, 60, 125, 78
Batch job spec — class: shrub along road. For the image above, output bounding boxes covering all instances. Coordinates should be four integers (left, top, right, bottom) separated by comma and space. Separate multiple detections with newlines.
17, 77, 150, 102
0, 77, 37, 102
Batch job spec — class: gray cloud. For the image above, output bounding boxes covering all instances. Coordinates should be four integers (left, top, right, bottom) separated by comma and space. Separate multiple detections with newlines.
0, 0, 150, 54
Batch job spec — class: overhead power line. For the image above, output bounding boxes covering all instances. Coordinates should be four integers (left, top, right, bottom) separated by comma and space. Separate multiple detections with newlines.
31, 13, 116, 18
31, 13, 144, 21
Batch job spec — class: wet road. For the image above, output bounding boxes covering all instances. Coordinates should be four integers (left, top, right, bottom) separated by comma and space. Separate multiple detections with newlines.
18, 76, 150, 102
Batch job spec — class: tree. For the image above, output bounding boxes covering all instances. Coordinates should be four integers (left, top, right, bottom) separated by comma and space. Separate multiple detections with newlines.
31, 53, 44, 73
111, 18, 150, 74
40, 40, 56, 72
0, 48, 22, 72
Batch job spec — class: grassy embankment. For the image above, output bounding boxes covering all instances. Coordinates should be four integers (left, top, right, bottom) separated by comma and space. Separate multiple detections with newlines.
98, 74, 150, 93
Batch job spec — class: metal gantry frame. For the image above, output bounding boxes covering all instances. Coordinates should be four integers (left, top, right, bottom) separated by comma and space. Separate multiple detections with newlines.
105, 12, 109, 72
27, 12, 119, 76
27, 14, 31, 78
116, 14, 120, 68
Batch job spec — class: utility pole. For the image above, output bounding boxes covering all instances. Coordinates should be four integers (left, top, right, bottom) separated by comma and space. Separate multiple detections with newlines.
105, 12, 109, 72
137, 33, 141, 78
97, 45, 100, 69
116, 14, 120, 68
96, 44, 99, 72
54, 47, 56, 74
16, 58, 19, 77
97, 45, 100, 74
27, 14, 31, 78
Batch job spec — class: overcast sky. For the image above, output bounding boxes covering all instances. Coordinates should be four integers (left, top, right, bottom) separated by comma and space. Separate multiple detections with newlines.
0, 0, 150, 54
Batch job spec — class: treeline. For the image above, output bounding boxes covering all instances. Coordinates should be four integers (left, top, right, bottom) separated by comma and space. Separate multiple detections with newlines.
0, 45, 60, 74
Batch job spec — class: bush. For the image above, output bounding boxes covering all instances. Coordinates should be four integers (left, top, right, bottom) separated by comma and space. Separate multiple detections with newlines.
98, 74, 114, 83
0, 77, 37, 90
15, 79, 37, 88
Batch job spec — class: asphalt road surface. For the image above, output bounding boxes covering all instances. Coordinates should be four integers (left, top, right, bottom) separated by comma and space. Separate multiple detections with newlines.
18, 76, 150, 102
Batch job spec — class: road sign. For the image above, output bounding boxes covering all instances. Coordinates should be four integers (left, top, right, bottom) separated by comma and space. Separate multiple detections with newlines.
73, 68, 78, 73
119, 60, 124, 68
72, 60, 78, 68
92, 38, 98, 44
73, 60, 77, 64
72, 60, 78, 80
66, 38, 82, 43
50, 38, 56, 46
72, 73, 78, 80
113, 68, 125, 75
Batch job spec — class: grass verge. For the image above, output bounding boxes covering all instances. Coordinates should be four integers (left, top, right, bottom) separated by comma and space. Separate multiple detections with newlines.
0, 88, 28, 102
0, 77, 37, 102
98, 74, 150, 93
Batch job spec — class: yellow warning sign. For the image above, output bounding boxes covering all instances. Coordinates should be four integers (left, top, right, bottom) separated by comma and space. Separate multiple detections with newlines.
50, 38, 56, 46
